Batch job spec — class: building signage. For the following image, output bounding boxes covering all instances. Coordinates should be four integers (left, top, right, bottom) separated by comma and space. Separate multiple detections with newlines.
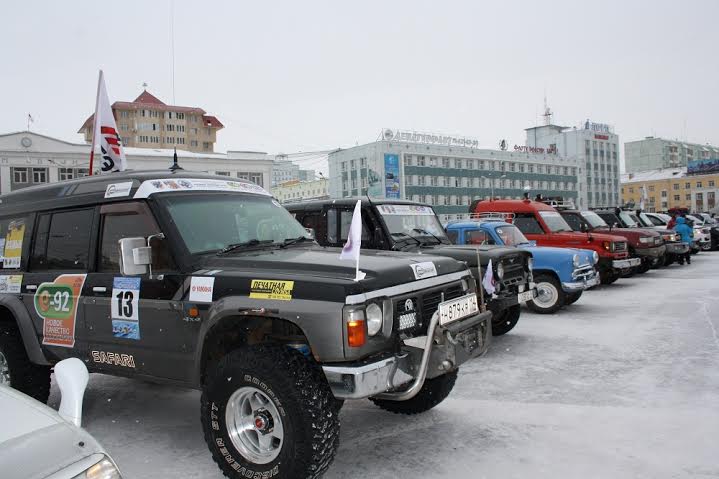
687, 158, 719, 175
594, 134, 609, 140
584, 120, 612, 134
384, 153, 401, 199
382, 129, 479, 149
514, 145, 557, 155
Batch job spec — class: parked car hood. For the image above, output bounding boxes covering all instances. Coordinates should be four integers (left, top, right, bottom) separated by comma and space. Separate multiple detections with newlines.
593, 226, 660, 242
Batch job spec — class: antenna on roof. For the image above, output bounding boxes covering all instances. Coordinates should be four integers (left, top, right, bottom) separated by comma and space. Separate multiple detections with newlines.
169, 147, 183, 171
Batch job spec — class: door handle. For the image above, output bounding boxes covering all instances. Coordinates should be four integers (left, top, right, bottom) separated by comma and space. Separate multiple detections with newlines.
92, 287, 107, 293
25, 285, 37, 291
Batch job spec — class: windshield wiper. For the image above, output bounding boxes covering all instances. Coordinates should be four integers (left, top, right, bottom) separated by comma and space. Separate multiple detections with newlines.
216, 239, 274, 255
412, 228, 444, 245
390, 232, 422, 250
278, 236, 312, 248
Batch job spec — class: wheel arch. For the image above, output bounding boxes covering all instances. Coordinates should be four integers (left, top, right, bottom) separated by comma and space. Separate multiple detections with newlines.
0, 296, 49, 365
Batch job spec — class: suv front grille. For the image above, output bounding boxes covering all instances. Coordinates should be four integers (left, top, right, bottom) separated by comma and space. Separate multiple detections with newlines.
500, 254, 527, 288
614, 241, 627, 252
393, 282, 465, 336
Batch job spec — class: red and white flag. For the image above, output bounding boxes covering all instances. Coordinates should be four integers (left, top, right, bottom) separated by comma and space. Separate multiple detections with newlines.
339, 199, 366, 281
90, 70, 127, 174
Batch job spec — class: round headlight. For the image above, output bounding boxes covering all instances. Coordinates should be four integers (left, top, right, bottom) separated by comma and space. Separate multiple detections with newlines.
592, 251, 599, 264
365, 303, 383, 336
573, 254, 580, 267
496, 262, 504, 279
526, 257, 534, 272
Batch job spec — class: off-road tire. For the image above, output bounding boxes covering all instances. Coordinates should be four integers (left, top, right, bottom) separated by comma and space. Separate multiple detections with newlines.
0, 323, 51, 403
369, 369, 458, 415
565, 291, 583, 305
527, 274, 565, 314
490, 304, 521, 336
201, 344, 340, 479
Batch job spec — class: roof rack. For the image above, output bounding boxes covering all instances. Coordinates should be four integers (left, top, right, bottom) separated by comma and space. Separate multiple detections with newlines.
468, 212, 515, 222
541, 198, 576, 210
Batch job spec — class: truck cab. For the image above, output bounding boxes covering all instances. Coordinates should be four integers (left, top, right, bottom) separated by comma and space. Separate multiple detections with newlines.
287, 198, 536, 337
559, 208, 665, 273
445, 218, 599, 314
469, 198, 640, 284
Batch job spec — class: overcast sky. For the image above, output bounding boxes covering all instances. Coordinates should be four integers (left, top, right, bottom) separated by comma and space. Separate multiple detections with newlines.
2, 0, 718, 174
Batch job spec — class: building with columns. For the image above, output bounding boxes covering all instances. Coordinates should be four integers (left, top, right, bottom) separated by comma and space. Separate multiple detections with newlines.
0, 131, 272, 195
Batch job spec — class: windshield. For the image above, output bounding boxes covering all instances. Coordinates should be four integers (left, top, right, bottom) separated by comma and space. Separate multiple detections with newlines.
686, 214, 703, 225
494, 225, 529, 246
377, 204, 449, 245
162, 193, 311, 254
581, 211, 608, 228
637, 213, 655, 227
618, 211, 638, 227
538, 211, 573, 233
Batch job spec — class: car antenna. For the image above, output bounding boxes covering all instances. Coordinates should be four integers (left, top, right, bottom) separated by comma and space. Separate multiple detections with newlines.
169, 147, 183, 171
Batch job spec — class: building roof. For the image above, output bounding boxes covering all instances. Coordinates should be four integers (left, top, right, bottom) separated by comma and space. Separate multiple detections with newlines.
621, 168, 686, 183
78, 90, 223, 131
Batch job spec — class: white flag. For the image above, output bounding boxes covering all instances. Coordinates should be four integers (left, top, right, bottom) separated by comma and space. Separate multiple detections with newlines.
91, 70, 127, 173
339, 200, 365, 281
482, 259, 496, 295
639, 185, 648, 211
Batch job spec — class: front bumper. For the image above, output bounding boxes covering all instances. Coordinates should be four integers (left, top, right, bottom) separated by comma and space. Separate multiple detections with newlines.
612, 257, 641, 270
322, 310, 492, 400
665, 242, 690, 255
562, 273, 600, 292
634, 244, 666, 259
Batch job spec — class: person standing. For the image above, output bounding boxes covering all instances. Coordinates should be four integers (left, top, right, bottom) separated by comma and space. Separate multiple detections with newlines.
674, 216, 693, 265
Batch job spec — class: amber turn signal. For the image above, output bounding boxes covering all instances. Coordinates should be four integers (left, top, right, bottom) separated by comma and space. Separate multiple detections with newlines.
188, 306, 200, 318
347, 319, 366, 347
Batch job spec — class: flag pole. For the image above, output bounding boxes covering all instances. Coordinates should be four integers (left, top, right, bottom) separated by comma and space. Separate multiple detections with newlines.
88, 70, 103, 176
476, 247, 486, 312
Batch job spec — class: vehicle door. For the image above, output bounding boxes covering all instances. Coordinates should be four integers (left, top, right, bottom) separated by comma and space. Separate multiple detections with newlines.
21, 208, 97, 363
512, 213, 548, 245
83, 201, 193, 383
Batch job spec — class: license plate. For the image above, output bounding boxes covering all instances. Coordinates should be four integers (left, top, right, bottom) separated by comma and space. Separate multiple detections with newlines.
438, 294, 479, 326
517, 290, 534, 303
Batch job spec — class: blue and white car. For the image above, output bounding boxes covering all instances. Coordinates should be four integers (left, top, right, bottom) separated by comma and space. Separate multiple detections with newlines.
446, 219, 600, 314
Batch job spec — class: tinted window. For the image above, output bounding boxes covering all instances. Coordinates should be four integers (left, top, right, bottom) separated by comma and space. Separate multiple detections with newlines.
562, 213, 584, 231
327, 209, 338, 243
464, 230, 489, 245
513, 213, 544, 235
100, 212, 173, 272
445, 229, 458, 244
340, 210, 370, 242
32, 209, 94, 270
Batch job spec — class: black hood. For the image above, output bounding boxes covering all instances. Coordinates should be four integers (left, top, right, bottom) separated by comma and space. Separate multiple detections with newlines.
401, 244, 530, 268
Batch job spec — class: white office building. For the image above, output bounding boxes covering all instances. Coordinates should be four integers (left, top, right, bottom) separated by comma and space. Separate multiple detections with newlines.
327, 129, 580, 221
272, 178, 329, 203
0, 131, 273, 195
524, 120, 620, 209
624, 137, 719, 173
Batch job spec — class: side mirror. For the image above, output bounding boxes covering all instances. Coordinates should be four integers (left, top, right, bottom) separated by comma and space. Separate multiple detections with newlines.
119, 237, 149, 275
55, 358, 89, 427
579, 223, 588, 233
305, 227, 315, 239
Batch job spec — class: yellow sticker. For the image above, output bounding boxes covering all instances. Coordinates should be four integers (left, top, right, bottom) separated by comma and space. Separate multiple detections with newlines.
249, 280, 294, 301
3, 220, 25, 269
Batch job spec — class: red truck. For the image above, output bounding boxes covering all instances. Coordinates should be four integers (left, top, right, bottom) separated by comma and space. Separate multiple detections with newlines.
470, 198, 641, 284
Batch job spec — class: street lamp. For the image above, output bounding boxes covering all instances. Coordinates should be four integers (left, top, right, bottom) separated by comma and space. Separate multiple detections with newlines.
481, 173, 506, 200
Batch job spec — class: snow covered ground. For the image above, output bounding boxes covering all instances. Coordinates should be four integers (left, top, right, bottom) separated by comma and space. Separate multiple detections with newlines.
49, 253, 719, 478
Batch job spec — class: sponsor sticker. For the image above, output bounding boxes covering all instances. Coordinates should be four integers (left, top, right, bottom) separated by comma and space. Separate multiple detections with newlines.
91, 350, 136, 369
377, 205, 435, 216
36, 274, 86, 348
133, 178, 271, 199
104, 181, 134, 198
111, 277, 141, 340
0, 275, 22, 293
3, 220, 25, 269
410, 262, 437, 280
190, 276, 215, 303
249, 280, 294, 301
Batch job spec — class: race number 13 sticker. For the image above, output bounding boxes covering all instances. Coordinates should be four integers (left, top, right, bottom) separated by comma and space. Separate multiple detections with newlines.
111, 277, 141, 340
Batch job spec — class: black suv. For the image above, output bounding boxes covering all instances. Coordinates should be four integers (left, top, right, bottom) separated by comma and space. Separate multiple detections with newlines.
286, 198, 536, 337
0, 171, 492, 479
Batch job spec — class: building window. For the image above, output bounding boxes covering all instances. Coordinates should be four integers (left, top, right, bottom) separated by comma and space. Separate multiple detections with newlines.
417, 156, 425, 167
190, 140, 198, 147
661, 190, 667, 198
673, 183, 679, 190
58, 168, 74, 181
32, 168, 48, 183
12, 167, 28, 183
674, 195, 680, 201
697, 181, 703, 188
686, 194, 691, 200
685, 182, 690, 189
203, 142, 211, 150
649, 185, 654, 192
709, 180, 715, 187
456, 159, 463, 169
176, 113, 185, 120
215, 171, 231, 176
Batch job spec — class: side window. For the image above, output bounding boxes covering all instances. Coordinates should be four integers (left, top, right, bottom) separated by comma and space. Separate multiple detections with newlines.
0, 216, 29, 270
648, 215, 664, 226
562, 214, 583, 231
340, 210, 370, 242
327, 209, 338, 244
464, 230, 489, 245
31, 209, 94, 271
445, 229, 459, 244
513, 213, 544, 235
99, 211, 174, 272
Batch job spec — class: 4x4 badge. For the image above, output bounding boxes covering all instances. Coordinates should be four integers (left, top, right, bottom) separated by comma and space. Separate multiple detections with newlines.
35, 274, 86, 348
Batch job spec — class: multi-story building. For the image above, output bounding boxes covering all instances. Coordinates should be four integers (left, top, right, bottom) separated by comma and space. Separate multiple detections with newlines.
78, 90, 224, 153
0, 131, 272, 195
298, 169, 316, 182
621, 161, 719, 213
624, 137, 719, 173
327, 129, 580, 222
525, 119, 620, 208
271, 157, 315, 186
272, 178, 329, 203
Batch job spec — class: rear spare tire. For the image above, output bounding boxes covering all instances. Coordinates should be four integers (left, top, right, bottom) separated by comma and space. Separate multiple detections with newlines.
201, 344, 340, 479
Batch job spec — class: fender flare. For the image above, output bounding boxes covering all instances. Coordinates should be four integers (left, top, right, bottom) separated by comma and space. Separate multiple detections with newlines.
0, 295, 50, 365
